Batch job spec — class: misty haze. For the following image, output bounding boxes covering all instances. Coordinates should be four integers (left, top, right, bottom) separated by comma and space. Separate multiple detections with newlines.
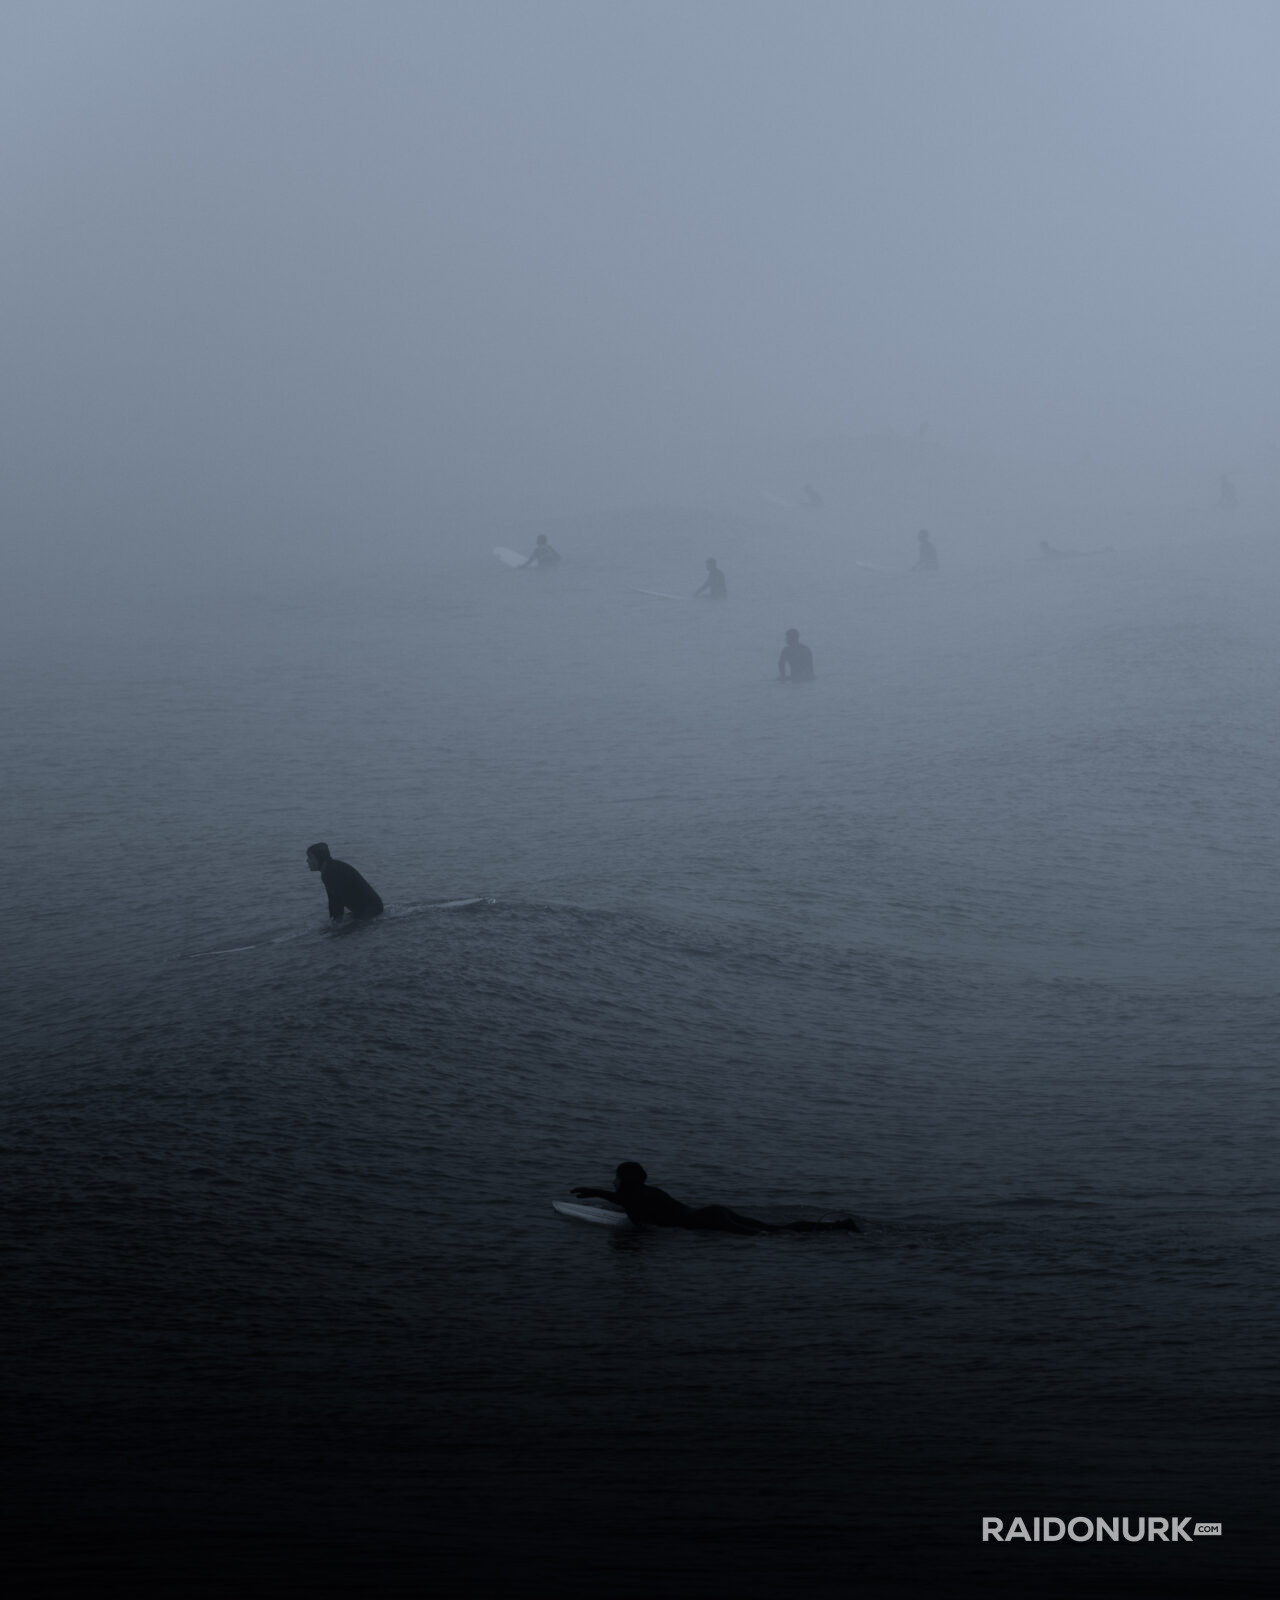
3, 4, 1278, 1596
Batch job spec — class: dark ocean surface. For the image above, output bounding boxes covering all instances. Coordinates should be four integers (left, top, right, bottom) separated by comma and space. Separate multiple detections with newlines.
4, 520, 1278, 1595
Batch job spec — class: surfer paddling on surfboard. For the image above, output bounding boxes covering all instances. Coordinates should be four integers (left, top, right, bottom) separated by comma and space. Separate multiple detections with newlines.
522, 534, 561, 569
572, 1162, 859, 1234
693, 557, 727, 600
306, 843, 384, 922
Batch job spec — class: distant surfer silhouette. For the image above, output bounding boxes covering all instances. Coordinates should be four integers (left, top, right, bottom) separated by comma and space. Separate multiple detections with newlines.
572, 1162, 859, 1234
1218, 474, 1237, 512
913, 529, 939, 570
777, 628, 815, 681
693, 557, 727, 599
522, 534, 561, 568
306, 843, 384, 921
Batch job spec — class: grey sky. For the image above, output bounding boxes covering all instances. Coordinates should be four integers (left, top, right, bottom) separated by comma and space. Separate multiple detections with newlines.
4, 0, 1279, 543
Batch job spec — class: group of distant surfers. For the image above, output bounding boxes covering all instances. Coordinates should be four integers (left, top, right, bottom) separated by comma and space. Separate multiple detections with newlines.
308, 491, 1228, 1233
519, 544, 822, 681
304, 521, 959, 1235
311, 481, 1233, 1228
311, 514, 1130, 935
524, 524, 1128, 578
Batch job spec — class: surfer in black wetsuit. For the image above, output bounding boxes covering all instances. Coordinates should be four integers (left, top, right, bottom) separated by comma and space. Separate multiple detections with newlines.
913, 529, 939, 570
522, 534, 561, 568
306, 842, 384, 921
693, 557, 727, 599
572, 1162, 859, 1234
777, 628, 815, 681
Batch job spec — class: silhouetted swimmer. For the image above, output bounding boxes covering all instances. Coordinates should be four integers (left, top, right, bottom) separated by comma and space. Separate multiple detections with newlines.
913, 529, 939, 570
777, 628, 815, 681
572, 1163, 859, 1234
522, 534, 561, 568
693, 557, 727, 599
306, 843, 384, 922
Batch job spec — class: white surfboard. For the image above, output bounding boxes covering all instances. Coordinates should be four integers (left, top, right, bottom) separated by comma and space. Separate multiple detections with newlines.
630, 588, 687, 601
553, 1200, 632, 1228
494, 546, 527, 568
184, 897, 492, 957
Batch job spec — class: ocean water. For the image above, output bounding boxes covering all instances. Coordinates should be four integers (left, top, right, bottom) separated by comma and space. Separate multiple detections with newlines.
3, 525, 1278, 1596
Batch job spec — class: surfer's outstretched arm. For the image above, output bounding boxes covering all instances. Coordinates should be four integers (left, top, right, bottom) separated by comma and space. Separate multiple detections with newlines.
571, 1186, 623, 1204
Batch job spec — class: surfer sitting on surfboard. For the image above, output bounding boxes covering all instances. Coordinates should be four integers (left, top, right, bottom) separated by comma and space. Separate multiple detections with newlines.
777, 629, 815, 682
522, 534, 561, 568
572, 1162, 859, 1234
306, 842, 384, 922
693, 557, 727, 599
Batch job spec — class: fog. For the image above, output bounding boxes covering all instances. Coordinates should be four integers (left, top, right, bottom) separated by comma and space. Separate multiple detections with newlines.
8, 8, 1280, 1591
5, 0, 1280, 595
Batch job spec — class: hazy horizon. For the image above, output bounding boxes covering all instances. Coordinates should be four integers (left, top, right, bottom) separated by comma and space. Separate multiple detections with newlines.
5, 0, 1279, 577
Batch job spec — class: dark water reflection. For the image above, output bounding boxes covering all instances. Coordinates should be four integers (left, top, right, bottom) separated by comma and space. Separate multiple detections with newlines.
3, 542, 1278, 1592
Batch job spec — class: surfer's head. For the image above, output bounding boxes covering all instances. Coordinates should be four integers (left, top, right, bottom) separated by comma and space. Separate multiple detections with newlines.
615, 1162, 647, 1191
706, 558, 717, 569
306, 842, 331, 871
536, 534, 548, 546
785, 629, 799, 644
